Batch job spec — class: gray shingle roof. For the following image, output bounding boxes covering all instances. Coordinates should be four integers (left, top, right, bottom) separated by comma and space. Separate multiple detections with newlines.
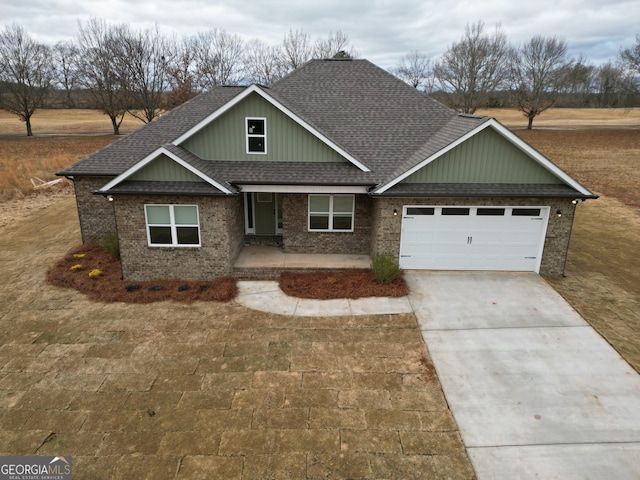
379, 183, 584, 198
268, 59, 462, 182
107, 181, 228, 196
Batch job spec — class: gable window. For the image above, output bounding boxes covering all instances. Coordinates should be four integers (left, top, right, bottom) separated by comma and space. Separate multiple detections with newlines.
246, 117, 266, 154
145, 205, 200, 247
308, 194, 354, 232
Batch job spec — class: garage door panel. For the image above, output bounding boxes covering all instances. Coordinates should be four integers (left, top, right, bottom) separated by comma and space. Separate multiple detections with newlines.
399, 206, 549, 272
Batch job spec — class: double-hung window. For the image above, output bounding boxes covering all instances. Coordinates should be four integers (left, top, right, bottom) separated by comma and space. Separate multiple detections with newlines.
246, 118, 266, 154
145, 205, 200, 247
308, 194, 354, 232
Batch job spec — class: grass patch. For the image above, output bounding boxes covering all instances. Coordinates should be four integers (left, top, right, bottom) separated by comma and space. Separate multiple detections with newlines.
46, 244, 237, 303
0, 135, 117, 201
279, 270, 409, 300
371, 253, 401, 284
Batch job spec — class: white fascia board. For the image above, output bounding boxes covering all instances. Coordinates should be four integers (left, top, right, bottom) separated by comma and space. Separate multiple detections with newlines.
375, 118, 593, 196
98, 147, 233, 194
240, 184, 370, 194
172, 85, 371, 173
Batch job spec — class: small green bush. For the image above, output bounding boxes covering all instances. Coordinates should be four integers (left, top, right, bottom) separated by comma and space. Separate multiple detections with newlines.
371, 253, 401, 284
103, 232, 120, 259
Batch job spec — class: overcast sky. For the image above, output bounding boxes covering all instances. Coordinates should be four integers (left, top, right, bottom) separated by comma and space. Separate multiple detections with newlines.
2, 0, 638, 68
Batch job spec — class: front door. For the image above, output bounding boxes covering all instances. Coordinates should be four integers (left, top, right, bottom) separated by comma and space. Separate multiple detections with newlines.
254, 192, 277, 235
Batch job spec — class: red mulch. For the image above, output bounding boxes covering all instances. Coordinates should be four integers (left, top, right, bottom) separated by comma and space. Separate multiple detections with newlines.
279, 270, 409, 300
47, 245, 408, 303
46, 244, 237, 303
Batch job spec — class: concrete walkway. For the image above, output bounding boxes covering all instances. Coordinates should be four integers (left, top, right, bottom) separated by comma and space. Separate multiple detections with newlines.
236, 272, 640, 479
236, 280, 413, 316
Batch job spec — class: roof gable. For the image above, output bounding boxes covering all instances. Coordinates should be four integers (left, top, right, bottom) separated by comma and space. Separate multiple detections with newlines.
401, 127, 561, 184
98, 146, 234, 195
375, 119, 596, 198
173, 85, 370, 172
128, 154, 205, 182
181, 91, 353, 164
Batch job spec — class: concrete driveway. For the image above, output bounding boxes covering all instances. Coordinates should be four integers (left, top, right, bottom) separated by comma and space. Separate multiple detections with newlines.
406, 271, 640, 479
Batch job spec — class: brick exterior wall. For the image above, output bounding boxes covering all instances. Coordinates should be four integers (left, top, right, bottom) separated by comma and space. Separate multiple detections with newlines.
72, 176, 576, 279
281, 194, 372, 255
371, 197, 576, 277
114, 194, 244, 281
73, 176, 117, 244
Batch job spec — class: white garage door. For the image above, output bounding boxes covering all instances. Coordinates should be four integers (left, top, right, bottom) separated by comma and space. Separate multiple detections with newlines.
399, 206, 550, 272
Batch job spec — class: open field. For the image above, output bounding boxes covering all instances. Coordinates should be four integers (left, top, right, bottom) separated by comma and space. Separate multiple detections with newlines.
0, 136, 116, 201
0, 109, 143, 136
477, 107, 640, 129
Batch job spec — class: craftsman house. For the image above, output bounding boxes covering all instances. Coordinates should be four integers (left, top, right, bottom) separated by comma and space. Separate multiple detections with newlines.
58, 59, 596, 281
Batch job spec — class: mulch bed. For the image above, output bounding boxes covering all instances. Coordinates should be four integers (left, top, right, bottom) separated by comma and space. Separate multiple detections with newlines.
46, 244, 237, 303
47, 245, 409, 303
280, 270, 409, 300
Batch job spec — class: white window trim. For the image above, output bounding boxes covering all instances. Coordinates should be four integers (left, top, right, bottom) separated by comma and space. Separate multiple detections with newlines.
246, 117, 267, 155
308, 194, 355, 232
145, 204, 201, 247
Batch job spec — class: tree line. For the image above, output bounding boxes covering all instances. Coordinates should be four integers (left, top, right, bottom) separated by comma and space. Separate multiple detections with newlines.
395, 22, 640, 128
0, 19, 638, 135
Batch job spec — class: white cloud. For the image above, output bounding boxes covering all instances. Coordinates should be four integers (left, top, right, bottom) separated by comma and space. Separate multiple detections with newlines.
2, 0, 638, 68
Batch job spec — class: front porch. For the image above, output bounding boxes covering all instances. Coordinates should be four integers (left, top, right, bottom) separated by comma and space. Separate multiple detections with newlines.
233, 245, 372, 280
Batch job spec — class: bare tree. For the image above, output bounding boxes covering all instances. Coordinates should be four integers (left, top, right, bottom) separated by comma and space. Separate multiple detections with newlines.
193, 28, 244, 89
0, 23, 54, 136
53, 40, 79, 108
558, 56, 595, 107
509, 35, 573, 129
113, 24, 172, 123
313, 30, 356, 59
433, 22, 511, 113
75, 18, 128, 134
165, 34, 197, 107
619, 33, 640, 93
280, 29, 313, 70
394, 51, 434, 92
243, 39, 288, 85
594, 61, 635, 107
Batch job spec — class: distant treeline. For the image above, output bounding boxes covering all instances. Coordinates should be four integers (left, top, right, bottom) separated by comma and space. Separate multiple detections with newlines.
1, 19, 639, 135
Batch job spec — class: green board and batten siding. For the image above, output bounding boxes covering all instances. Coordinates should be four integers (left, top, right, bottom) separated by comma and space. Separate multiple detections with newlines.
401, 128, 562, 184
128, 155, 204, 182
182, 92, 349, 163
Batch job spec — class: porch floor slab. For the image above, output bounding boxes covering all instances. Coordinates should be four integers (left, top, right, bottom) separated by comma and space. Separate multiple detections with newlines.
234, 245, 372, 270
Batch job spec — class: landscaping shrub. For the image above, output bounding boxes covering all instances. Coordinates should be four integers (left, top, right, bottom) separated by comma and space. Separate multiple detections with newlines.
103, 232, 120, 259
371, 253, 401, 284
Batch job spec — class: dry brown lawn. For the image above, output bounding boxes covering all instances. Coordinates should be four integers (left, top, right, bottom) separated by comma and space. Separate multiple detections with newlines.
1, 107, 640, 476
0, 197, 473, 479
0, 136, 116, 201
0, 109, 142, 135
477, 107, 640, 129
